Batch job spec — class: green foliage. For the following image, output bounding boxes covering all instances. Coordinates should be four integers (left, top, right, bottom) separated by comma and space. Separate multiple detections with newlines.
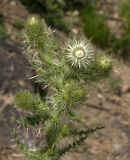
81, 4, 115, 49
114, 0, 130, 59
81, 0, 130, 60
20, 0, 90, 31
20, 0, 67, 31
120, 0, 130, 21
15, 17, 113, 160
64, 0, 88, 10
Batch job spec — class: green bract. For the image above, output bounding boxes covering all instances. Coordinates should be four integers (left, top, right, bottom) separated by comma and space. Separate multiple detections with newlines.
15, 90, 38, 111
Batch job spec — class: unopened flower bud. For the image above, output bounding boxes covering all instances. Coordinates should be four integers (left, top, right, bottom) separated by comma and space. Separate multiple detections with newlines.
99, 55, 112, 69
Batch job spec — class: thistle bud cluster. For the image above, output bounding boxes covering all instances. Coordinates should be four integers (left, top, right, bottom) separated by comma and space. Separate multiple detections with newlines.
15, 17, 113, 160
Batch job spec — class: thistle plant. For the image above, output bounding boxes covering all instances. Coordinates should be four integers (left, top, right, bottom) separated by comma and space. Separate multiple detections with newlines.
15, 17, 113, 160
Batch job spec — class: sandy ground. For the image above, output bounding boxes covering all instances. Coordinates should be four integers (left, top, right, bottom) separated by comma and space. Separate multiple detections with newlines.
0, 0, 130, 160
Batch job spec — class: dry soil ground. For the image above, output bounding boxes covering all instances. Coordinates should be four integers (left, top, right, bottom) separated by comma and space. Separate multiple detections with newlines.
0, 0, 130, 160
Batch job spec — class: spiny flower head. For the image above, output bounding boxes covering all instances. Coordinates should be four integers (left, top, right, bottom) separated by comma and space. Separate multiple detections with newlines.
98, 54, 112, 69
27, 17, 39, 26
64, 37, 94, 68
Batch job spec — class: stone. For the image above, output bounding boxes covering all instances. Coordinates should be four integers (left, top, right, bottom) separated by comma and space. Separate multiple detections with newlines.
112, 144, 122, 155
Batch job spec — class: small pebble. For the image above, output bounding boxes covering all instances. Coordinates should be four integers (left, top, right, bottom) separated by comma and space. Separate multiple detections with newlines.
112, 144, 122, 155
72, 10, 79, 16
10, 1, 16, 6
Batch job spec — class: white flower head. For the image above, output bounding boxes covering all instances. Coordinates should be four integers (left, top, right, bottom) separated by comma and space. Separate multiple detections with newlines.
64, 37, 94, 68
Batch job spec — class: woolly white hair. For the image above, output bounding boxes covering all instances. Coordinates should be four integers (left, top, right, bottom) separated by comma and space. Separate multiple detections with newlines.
64, 38, 94, 68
